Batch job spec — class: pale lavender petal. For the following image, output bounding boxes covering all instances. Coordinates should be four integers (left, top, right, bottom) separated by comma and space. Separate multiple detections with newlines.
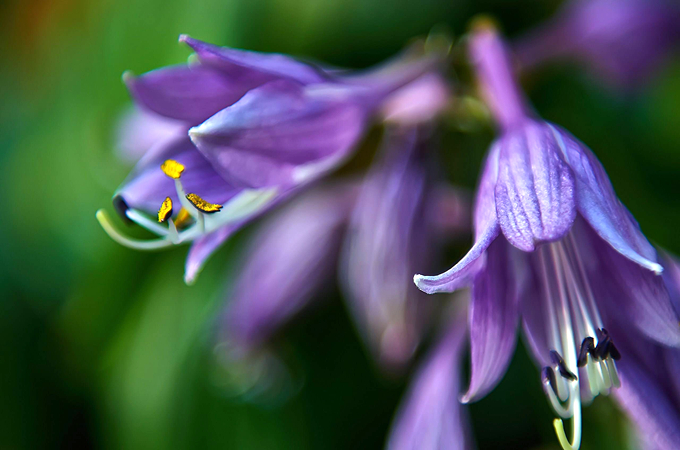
124, 64, 257, 123
552, 124, 663, 273
494, 121, 576, 251
414, 144, 501, 294
340, 128, 432, 370
223, 184, 356, 350
380, 73, 450, 125
614, 353, 680, 450
462, 237, 520, 402
387, 310, 473, 450
114, 137, 237, 214
189, 80, 368, 189
180, 35, 327, 85
116, 107, 186, 163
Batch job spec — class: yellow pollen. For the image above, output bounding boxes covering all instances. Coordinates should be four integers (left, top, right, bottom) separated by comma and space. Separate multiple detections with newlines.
161, 159, 185, 179
186, 193, 223, 213
174, 207, 192, 228
157, 197, 173, 222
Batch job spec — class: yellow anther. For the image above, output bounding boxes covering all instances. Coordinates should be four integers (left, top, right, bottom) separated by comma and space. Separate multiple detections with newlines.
174, 207, 192, 228
186, 193, 223, 213
161, 159, 185, 179
157, 197, 173, 222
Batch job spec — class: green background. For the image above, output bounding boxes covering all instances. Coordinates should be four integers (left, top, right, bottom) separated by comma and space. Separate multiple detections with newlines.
1, 0, 679, 448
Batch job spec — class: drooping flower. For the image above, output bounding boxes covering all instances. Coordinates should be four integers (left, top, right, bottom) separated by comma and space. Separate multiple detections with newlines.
97, 36, 447, 283
414, 25, 680, 450
386, 305, 473, 450
221, 124, 468, 373
514, 0, 680, 89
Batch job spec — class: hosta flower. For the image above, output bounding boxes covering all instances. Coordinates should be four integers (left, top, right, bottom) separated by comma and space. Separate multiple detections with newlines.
97, 36, 445, 283
386, 306, 473, 450
514, 0, 680, 89
222, 125, 468, 372
414, 26, 680, 450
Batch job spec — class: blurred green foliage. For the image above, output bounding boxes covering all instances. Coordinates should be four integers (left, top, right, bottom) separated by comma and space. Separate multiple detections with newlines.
0, 0, 678, 448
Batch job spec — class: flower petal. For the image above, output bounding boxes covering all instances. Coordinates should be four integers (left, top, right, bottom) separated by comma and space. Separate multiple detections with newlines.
115, 137, 237, 214
340, 127, 433, 370
189, 80, 368, 189
184, 224, 238, 285
222, 183, 356, 349
614, 352, 680, 450
551, 124, 663, 273
590, 226, 680, 347
414, 143, 501, 294
494, 120, 576, 251
462, 237, 521, 402
386, 310, 473, 450
124, 64, 259, 123
116, 107, 186, 163
180, 35, 327, 85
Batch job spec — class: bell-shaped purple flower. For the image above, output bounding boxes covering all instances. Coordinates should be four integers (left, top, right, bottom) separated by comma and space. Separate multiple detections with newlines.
514, 0, 680, 89
97, 36, 447, 283
386, 306, 473, 450
340, 126, 441, 370
414, 26, 680, 450
222, 182, 357, 352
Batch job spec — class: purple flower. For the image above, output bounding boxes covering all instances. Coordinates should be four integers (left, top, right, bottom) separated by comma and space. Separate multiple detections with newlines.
96, 36, 446, 283
386, 306, 473, 450
414, 26, 680, 450
221, 125, 468, 373
514, 0, 680, 89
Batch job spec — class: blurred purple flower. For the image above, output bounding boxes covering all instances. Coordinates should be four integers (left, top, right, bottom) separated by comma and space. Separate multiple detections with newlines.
415, 26, 680, 450
386, 306, 474, 450
221, 125, 468, 373
97, 36, 447, 283
514, 0, 680, 89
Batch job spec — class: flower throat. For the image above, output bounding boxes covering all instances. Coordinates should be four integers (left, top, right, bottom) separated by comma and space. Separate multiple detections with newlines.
537, 233, 621, 450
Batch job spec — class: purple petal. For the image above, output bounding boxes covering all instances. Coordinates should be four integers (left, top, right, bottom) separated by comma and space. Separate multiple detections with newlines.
462, 237, 520, 402
380, 73, 450, 125
494, 120, 576, 252
614, 354, 680, 450
189, 80, 368, 189
340, 128, 433, 370
180, 35, 327, 85
552, 124, 663, 273
124, 64, 260, 123
116, 107, 186, 163
184, 224, 238, 285
387, 311, 473, 450
222, 183, 356, 350
586, 224, 680, 347
414, 143, 501, 294
514, 0, 680, 89
115, 137, 237, 214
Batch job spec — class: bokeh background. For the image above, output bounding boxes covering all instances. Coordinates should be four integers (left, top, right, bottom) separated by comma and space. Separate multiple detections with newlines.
1, 0, 680, 448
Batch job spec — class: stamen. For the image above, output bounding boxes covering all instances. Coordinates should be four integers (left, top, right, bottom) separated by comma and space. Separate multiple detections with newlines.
158, 197, 173, 223
577, 337, 594, 368
186, 193, 223, 213
542, 366, 558, 396
113, 195, 132, 223
550, 350, 578, 381
161, 159, 185, 179
174, 207, 192, 228
96, 210, 173, 250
